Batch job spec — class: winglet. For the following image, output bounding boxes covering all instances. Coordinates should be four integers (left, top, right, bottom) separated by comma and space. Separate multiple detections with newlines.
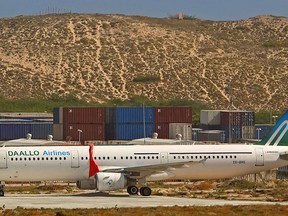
89, 144, 100, 177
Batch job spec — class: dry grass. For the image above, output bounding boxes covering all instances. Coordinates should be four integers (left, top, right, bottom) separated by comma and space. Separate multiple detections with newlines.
1, 205, 288, 216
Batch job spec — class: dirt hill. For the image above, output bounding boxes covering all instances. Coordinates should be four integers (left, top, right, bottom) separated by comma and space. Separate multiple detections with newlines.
0, 14, 287, 111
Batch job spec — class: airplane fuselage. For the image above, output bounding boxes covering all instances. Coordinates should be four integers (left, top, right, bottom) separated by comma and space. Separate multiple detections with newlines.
0, 144, 287, 182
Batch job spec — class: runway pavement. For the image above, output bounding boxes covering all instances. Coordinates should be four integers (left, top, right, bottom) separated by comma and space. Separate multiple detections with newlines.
1, 192, 288, 209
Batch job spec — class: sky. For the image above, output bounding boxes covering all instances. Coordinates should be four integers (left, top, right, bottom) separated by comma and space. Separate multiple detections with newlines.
0, 0, 288, 21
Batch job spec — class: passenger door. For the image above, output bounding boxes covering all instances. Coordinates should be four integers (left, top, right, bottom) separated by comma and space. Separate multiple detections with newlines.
0, 151, 7, 169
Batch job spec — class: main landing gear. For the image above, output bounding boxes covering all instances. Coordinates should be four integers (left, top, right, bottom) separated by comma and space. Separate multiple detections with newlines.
127, 185, 152, 196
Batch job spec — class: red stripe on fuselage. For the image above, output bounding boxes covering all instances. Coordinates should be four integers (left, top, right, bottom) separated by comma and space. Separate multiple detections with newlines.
89, 144, 100, 176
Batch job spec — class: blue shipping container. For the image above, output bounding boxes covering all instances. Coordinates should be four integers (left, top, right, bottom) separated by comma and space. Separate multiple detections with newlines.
254, 124, 273, 140
30, 123, 53, 139
221, 125, 242, 142
115, 107, 154, 124
53, 107, 60, 124
0, 123, 53, 140
115, 123, 155, 140
0, 123, 31, 140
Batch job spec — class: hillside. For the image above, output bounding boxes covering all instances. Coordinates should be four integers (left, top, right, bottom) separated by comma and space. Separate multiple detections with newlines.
0, 14, 287, 111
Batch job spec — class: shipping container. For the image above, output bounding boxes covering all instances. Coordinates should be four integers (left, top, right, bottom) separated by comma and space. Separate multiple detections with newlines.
113, 123, 155, 140
53, 124, 64, 141
220, 111, 242, 126
154, 107, 192, 123
169, 123, 192, 140
154, 123, 169, 139
221, 125, 242, 143
197, 130, 226, 143
64, 124, 105, 141
200, 110, 221, 125
0, 112, 52, 120
242, 126, 255, 139
114, 107, 154, 124
241, 112, 255, 126
0, 123, 31, 140
63, 107, 105, 124
30, 123, 53, 139
278, 166, 288, 172
192, 128, 203, 141
254, 124, 273, 140
53, 107, 63, 124
199, 124, 222, 130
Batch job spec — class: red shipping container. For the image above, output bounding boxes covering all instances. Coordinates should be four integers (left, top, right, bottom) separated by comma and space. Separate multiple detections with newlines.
154, 107, 192, 123
154, 123, 169, 139
63, 107, 105, 124
64, 123, 105, 141
220, 111, 242, 126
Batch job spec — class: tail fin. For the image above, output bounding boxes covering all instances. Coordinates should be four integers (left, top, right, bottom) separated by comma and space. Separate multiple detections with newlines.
257, 110, 288, 146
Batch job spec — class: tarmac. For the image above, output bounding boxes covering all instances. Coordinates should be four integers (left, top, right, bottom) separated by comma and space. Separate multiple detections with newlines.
1, 192, 288, 209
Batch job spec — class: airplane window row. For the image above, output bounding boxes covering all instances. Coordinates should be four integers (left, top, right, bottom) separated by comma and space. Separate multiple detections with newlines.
80, 156, 160, 161
10, 157, 67, 161
173, 155, 237, 160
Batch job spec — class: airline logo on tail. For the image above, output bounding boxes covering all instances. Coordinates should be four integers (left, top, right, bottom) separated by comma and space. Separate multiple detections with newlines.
257, 111, 288, 146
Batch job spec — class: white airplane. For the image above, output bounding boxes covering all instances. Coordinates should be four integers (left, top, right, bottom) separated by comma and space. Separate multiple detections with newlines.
0, 110, 288, 197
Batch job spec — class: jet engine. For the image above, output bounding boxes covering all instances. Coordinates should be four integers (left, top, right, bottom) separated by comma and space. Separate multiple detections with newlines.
96, 172, 127, 191
77, 172, 128, 191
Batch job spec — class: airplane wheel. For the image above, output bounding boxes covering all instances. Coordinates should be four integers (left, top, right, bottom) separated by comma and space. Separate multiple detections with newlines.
140, 186, 151, 196
127, 186, 138, 195
0, 190, 4, 197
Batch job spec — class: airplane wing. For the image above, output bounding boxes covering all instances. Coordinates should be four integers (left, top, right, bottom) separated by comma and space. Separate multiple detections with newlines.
101, 158, 207, 179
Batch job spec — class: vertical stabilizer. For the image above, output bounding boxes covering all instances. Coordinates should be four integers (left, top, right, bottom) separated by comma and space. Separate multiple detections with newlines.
257, 110, 288, 146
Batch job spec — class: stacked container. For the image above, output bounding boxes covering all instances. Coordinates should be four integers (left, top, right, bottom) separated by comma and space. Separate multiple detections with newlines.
200, 110, 255, 142
154, 107, 192, 139
53, 107, 105, 142
105, 107, 154, 140
0, 119, 53, 140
